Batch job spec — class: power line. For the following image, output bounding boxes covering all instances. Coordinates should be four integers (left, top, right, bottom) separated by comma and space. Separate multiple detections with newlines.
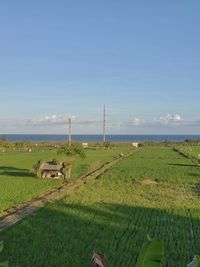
103, 105, 106, 142
68, 117, 72, 146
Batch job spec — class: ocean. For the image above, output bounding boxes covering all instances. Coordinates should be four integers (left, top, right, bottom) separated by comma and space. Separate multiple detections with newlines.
2, 134, 200, 142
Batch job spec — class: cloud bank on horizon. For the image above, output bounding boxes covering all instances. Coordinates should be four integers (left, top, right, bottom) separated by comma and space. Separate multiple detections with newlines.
0, 113, 200, 135
131, 114, 182, 126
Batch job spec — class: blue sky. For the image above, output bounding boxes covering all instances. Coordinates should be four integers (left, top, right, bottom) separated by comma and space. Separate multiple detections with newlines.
0, 1, 200, 134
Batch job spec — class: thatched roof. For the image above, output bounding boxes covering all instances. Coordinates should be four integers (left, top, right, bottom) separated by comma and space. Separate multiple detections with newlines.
40, 161, 62, 171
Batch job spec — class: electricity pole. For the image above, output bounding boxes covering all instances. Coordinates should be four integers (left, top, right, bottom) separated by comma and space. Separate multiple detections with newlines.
68, 117, 72, 146
103, 105, 106, 143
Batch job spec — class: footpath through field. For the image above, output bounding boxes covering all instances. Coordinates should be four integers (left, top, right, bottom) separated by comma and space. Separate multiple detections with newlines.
0, 151, 136, 232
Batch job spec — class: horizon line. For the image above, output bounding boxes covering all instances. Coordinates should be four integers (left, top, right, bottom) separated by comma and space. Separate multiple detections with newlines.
1, 133, 200, 136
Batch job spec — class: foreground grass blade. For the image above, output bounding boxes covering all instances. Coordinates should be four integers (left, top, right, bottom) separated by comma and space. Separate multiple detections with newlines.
0, 261, 9, 267
0, 242, 3, 254
0, 241, 9, 267
135, 238, 164, 267
187, 256, 200, 267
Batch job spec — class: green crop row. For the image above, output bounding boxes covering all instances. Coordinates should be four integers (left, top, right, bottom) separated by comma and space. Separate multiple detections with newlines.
1, 147, 200, 266
1, 237, 199, 267
174, 147, 200, 166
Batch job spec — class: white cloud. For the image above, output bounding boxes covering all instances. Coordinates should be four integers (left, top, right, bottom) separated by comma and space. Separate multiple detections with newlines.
1, 113, 200, 134
132, 117, 142, 126
128, 114, 183, 127
157, 114, 182, 125
28, 115, 68, 126
27, 115, 100, 127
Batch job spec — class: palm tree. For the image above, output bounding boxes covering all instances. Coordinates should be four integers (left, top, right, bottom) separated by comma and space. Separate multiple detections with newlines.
33, 160, 42, 178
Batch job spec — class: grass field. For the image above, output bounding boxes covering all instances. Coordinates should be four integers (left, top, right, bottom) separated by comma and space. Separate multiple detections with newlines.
1, 147, 200, 266
181, 145, 200, 159
0, 146, 130, 213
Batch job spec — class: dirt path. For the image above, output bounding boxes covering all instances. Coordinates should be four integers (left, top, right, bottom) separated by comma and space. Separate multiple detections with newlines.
0, 151, 136, 232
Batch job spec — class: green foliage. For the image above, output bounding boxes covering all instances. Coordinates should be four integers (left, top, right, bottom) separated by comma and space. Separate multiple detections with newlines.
14, 141, 31, 150
0, 136, 11, 149
94, 142, 102, 149
0, 241, 9, 267
33, 160, 42, 177
61, 159, 74, 179
187, 256, 200, 267
57, 143, 86, 159
0, 261, 9, 267
103, 141, 114, 150
51, 158, 60, 165
135, 238, 199, 267
57, 143, 87, 178
135, 237, 164, 267
0, 237, 200, 267
1, 147, 200, 266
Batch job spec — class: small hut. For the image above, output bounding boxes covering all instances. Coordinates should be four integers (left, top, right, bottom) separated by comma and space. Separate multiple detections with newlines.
40, 161, 63, 179
82, 142, 89, 148
132, 142, 142, 148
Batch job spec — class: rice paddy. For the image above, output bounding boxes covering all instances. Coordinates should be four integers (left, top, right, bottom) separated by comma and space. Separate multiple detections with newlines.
0, 146, 130, 213
1, 147, 200, 266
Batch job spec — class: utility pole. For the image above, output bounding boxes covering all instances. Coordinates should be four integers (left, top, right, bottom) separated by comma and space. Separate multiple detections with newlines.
103, 105, 106, 143
68, 117, 72, 146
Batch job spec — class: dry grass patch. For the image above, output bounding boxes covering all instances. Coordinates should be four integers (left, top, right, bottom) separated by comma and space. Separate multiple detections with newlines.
140, 179, 158, 186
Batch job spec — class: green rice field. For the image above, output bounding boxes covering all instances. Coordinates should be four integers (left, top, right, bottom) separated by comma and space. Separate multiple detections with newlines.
180, 145, 200, 159
1, 147, 200, 266
0, 146, 130, 213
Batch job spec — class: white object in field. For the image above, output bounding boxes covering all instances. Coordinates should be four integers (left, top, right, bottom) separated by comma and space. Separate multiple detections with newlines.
82, 142, 89, 148
132, 142, 139, 148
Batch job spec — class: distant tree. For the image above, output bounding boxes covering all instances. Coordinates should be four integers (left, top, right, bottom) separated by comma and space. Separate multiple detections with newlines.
0, 136, 10, 150
103, 141, 113, 150
0, 136, 8, 143
57, 143, 86, 159
15, 142, 24, 150
14, 141, 31, 151
94, 142, 102, 150
57, 143, 86, 179
184, 139, 192, 143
